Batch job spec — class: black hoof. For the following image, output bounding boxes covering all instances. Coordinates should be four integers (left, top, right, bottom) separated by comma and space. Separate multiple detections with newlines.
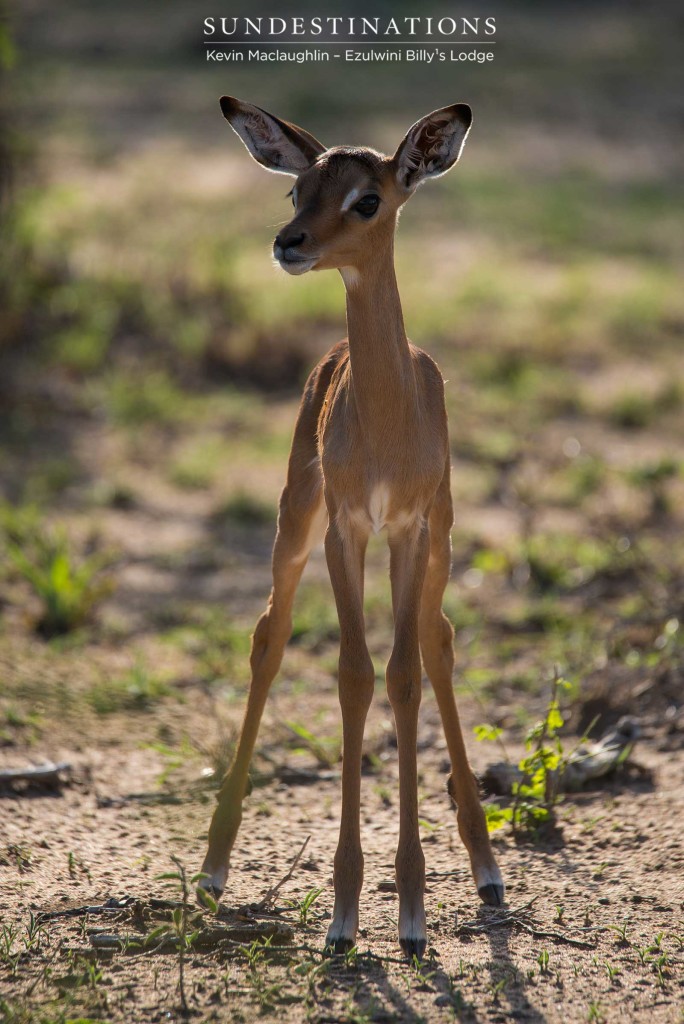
478, 883, 505, 907
400, 936, 427, 960
325, 936, 356, 956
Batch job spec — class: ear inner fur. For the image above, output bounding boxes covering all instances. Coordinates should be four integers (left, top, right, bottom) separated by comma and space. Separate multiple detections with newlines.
219, 95, 326, 174
393, 103, 472, 190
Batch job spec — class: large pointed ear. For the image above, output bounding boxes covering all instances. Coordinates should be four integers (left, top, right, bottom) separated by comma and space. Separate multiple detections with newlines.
392, 104, 472, 191
219, 96, 326, 176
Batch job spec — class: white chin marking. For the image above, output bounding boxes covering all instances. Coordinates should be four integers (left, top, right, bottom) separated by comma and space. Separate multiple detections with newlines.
279, 258, 318, 276
340, 266, 360, 289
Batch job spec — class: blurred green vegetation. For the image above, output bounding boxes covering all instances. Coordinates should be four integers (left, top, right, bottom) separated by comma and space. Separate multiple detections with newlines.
1, 17, 683, 1024
0, 0, 683, 727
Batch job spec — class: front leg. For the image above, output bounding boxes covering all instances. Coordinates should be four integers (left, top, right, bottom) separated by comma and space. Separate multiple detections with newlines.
324, 513, 374, 953
387, 518, 431, 958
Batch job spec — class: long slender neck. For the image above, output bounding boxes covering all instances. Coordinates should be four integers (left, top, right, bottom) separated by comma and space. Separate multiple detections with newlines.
341, 238, 416, 436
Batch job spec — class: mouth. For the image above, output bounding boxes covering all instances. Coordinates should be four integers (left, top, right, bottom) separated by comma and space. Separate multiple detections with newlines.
276, 255, 319, 276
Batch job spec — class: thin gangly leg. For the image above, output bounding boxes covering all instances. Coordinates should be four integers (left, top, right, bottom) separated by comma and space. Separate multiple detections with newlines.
324, 511, 374, 952
387, 517, 431, 958
199, 481, 325, 899
418, 465, 504, 905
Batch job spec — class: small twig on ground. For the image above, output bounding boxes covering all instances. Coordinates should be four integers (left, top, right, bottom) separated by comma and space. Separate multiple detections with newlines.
36, 897, 135, 923
88, 918, 295, 953
0, 761, 72, 789
511, 921, 596, 949
456, 895, 540, 928
253, 835, 311, 911
454, 897, 596, 949
221, 938, 413, 967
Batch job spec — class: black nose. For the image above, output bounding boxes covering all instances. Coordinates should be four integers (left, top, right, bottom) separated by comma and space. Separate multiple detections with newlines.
275, 230, 306, 251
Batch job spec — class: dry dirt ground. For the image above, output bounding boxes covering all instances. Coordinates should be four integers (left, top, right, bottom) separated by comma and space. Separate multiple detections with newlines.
1, 441, 683, 1024
1, 674, 683, 1024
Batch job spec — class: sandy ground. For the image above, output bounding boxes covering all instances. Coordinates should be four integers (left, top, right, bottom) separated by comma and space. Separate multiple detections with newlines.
2, 630, 683, 1023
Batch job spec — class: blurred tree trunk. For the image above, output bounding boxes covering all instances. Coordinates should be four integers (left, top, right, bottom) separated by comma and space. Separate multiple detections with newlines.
0, 1, 15, 218
0, 1, 17, 352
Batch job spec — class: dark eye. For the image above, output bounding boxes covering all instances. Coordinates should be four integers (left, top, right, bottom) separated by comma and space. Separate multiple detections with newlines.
354, 194, 380, 219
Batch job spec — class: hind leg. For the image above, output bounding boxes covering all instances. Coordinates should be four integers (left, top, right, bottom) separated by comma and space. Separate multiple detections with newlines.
418, 466, 504, 905
199, 480, 326, 900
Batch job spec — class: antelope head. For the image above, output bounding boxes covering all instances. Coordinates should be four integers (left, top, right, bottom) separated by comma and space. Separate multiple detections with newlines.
219, 96, 472, 278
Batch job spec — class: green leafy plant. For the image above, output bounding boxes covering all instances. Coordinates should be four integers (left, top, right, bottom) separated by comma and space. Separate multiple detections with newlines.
214, 489, 275, 525
144, 736, 195, 788
654, 951, 669, 988
239, 934, 273, 971
473, 723, 504, 744
86, 662, 172, 715
5, 522, 112, 636
627, 457, 680, 515
587, 1000, 605, 1023
285, 720, 341, 768
475, 672, 573, 834
22, 913, 47, 954
482, 803, 513, 832
0, 923, 20, 976
193, 615, 251, 686
605, 960, 620, 982
153, 858, 204, 1014
292, 886, 324, 925
238, 935, 282, 1009
609, 920, 630, 944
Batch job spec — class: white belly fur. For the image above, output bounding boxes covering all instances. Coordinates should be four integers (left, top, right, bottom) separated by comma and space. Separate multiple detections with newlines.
344, 483, 423, 538
369, 483, 390, 534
